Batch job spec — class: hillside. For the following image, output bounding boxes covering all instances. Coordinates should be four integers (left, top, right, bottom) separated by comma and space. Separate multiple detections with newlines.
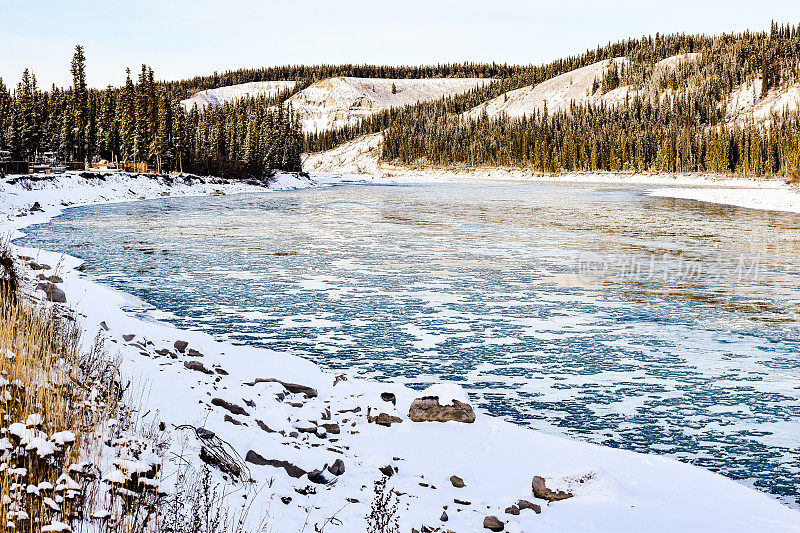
180, 80, 297, 111
464, 54, 702, 120
288, 76, 489, 132
725, 77, 800, 125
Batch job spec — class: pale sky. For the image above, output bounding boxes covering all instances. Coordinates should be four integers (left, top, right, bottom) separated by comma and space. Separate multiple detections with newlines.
1, 0, 800, 89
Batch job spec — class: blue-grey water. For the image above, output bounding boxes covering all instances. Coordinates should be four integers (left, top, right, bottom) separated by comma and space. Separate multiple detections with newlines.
17, 179, 800, 507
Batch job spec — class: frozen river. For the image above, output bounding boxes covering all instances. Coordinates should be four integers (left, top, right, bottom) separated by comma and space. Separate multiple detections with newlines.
19, 178, 800, 507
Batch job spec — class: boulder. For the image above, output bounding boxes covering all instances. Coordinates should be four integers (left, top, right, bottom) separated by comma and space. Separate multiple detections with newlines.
30, 202, 43, 212
29, 261, 50, 270
174, 340, 188, 353
123, 334, 136, 342
483, 516, 504, 531
408, 397, 475, 423
450, 475, 465, 488
378, 465, 395, 478
504, 505, 519, 516
531, 475, 573, 502
187, 348, 204, 357
440, 511, 448, 522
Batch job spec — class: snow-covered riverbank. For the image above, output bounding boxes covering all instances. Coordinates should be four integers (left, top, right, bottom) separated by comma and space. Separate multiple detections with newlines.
2, 171, 800, 532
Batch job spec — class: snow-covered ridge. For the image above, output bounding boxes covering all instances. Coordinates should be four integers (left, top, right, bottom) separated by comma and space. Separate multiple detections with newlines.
464, 57, 628, 120
465, 53, 703, 121
288, 76, 489, 132
2, 172, 800, 531
180, 80, 297, 111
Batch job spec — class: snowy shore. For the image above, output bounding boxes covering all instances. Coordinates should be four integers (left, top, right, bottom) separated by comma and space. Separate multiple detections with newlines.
2, 171, 800, 532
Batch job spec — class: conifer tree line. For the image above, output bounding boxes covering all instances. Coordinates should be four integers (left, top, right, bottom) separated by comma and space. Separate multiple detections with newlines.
0, 46, 302, 177
312, 23, 800, 177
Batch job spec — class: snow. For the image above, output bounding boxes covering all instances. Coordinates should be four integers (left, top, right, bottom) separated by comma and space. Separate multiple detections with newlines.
303, 132, 384, 174
180, 80, 297, 111
2, 171, 800, 531
465, 58, 629, 120
289, 77, 489, 132
465, 53, 702, 121
648, 183, 800, 213
725, 77, 800, 125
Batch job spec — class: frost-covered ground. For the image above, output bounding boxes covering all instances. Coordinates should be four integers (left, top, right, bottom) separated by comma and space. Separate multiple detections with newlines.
2, 172, 800, 531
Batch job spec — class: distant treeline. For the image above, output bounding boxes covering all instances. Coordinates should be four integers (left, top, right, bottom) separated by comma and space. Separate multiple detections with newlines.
0, 47, 302, 177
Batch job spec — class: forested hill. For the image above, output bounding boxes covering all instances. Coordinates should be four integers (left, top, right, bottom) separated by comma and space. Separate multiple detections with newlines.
311, 23, 800, 177
2, 23, 800, 179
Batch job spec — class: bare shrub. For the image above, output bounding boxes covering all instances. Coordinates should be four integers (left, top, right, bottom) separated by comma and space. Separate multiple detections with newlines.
366, 475, 399, 533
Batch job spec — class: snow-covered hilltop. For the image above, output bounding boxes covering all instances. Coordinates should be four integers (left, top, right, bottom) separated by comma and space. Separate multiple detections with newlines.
464, 54, 705, 120
465, 58, 629, 120
288, 76, 489, 132
180, 80, 297, 111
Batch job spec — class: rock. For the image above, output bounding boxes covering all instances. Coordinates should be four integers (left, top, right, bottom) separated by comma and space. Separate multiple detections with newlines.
408, 397, 475, 423
307, 469, 329, 484
483, 516, 504, 531
327, 458, 345, 476
281, 496, 292, 505
174, 340, 188, 353
196, 427, 215, 440
224, 415, 242, 426
244, 377, 318, 398
333, 374, 348, 386
184, 361, 213, 375
504, 505, 519, 516
368, 411, 403, 427
315, 426, 327, 438
187, 348, 204, 357
255, 420, 276, 433
29, 261, 51, 271
531, 475, 573, 502
35, 282, 66, 303
320, 423, 340, 434
211, 398, 249, 416
123, 334, 136, 342
36, 274, 63, 283
378, 465, 395, 478
99, 321, 109, 331
214, 367, 228, 375
154, 348, 172, 357
294, 421, 317, 433
450, 475, 465, 488
516, 499, 541, 514
244, 451, 307, 478
380, 392, 397, 405
440, 511, 448, 522
454, 499, 471, 506
30, 202, 43, 212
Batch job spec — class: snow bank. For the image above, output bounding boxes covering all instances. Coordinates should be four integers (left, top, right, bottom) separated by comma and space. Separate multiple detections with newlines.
2, 171, 799, 532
